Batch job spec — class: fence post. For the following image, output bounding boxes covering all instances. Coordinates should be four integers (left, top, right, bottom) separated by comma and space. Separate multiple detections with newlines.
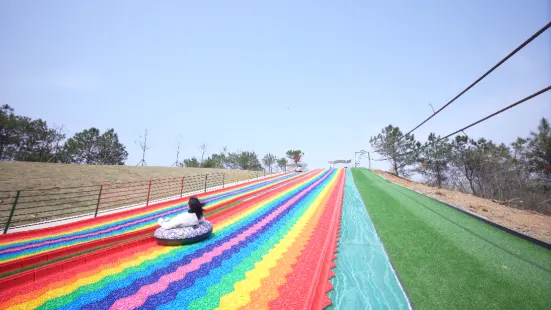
204, 174, 208, 192
180, 177, 185, 198
146, 180, 152, 206
94, 185, 103, 218
222, 173, 225, 189
3, 190, 20, 234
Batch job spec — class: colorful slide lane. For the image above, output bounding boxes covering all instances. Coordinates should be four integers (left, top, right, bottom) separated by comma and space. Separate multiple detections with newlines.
0, 172, 305, 273
0, 168, 345, 310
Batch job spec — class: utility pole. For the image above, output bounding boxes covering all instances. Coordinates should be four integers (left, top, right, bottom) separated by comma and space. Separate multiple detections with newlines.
171, 135, 182, 167
136, 129, 149, 166
199, 142, 207, 166
368, 151, 371, 170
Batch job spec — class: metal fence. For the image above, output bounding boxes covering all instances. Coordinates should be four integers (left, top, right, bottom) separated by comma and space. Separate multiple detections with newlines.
0, 170, 268, 234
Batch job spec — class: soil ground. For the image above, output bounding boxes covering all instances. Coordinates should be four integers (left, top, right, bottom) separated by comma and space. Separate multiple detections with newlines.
373, 169, 551, 244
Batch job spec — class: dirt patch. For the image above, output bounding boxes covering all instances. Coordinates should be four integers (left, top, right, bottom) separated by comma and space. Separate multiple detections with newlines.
373, 169, 551, 244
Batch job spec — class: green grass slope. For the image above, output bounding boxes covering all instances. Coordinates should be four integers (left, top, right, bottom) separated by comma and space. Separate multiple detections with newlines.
352, 168, 551, 310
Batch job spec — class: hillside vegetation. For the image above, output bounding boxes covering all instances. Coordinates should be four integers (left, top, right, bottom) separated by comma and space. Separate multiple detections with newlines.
370, 118, 551, 214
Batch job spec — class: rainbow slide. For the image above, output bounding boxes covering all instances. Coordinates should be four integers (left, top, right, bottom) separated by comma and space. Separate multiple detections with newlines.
0, 168, 345, 309
0, 172, 304, 274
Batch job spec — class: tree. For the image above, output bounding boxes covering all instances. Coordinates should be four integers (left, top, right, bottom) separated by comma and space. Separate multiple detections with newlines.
511, 137, 529, 164
0, 104, 18, 160
182, 157, 200, 167
14, 118, 66, 162
63, 128, 128, 165
0, 105, 66, 162
96, 129, 128, 165
526, 117, 551, 184
369, 119, 551, 214
369, 125, 420, 177
225, 151, 262, 170
46, 125, 67, 163
239, 151, 262, 170
199, 143, 207, 165
417, 133, 452, 188
223, 152, 239, 169
285, 150, 304, 165
201, 156, 216, 168
262, 153, 277, 172
277, 157, 288, 172
448, 136, 520, 200
449, 136, 484, 195
201, 153, 226, 168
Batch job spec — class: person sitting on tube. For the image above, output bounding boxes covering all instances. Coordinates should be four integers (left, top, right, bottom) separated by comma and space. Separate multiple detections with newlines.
158, 196, 206, 229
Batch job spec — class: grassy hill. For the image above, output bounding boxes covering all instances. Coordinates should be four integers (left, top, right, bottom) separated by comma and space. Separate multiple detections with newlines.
0, 161, 267, 190
0, 162, 275, 228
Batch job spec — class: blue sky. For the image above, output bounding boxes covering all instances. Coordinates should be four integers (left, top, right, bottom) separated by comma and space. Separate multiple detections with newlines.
1, 0, 550, 171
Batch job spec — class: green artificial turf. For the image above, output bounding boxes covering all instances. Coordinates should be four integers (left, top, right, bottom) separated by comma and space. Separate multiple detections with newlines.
351, 168, 551, 310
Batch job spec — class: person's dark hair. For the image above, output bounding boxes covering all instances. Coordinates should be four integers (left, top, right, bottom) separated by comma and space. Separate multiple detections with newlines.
187, 196, 206, 220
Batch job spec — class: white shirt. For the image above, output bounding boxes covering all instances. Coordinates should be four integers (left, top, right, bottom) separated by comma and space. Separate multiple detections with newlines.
158, 212, 202, 229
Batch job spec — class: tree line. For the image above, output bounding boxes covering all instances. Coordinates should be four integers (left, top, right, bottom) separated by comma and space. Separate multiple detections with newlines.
0, 104, 305, 173
179, 149, 304, 173
0, 105, 128, 164
370, 117, 551, 214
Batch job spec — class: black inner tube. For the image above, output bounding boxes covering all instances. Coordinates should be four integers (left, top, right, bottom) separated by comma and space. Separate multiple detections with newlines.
155, 230, 212, 246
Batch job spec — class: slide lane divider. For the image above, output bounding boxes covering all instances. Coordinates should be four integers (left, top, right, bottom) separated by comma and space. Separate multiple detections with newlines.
0, 171, 323, 292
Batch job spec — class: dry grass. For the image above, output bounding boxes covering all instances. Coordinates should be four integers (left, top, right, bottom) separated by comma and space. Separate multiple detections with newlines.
0, 161, 273, 228
0, 161, 265, 190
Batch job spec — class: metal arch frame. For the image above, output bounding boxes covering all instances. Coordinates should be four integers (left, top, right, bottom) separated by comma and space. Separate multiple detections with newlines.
328, 159, 352, 169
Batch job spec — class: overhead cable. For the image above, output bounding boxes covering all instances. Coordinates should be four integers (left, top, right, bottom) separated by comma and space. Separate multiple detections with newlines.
378, 85, 551, 162
403, 21, 551, 138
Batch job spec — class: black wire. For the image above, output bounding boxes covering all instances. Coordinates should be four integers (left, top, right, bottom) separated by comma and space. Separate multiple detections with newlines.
396, 85, 551, 159
403, 21, 551, 138
437, 86, 550, 141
